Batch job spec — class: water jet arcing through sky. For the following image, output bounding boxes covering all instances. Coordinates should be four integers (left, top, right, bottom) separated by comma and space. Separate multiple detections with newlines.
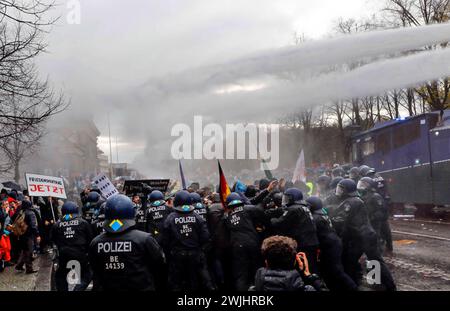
143, 23, 450, 98
131, 23, 450, 175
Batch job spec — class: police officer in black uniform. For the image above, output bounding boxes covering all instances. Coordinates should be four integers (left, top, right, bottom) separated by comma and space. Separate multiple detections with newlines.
52, 201, 94, 291
306, 196, 357, 291
89, 194, 164, 291
357, 177, 389, 253
91, 202, 106, 237
331, 179, 396, 291
323, 176, 344, 216
190, 192, 208, 221
134, 194, 148, 232
162, 190, 214, 291
316, 175, 331, 200
269, 188, 320, 275
224, 192, 270, 291
360, 166, 393, 254
349, 167, 361, 183
82, 191, 104, 224
146, 190, 172, 243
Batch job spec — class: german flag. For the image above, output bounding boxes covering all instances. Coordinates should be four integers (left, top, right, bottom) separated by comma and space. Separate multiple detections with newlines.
218, 160, 231, 208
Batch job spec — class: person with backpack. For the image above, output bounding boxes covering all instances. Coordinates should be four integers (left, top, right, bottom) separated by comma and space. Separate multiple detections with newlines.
11, 200, 40, 274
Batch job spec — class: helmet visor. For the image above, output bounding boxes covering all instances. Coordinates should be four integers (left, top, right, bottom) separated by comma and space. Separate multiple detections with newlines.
335, 185, 345, 197
357, 180, 370, 192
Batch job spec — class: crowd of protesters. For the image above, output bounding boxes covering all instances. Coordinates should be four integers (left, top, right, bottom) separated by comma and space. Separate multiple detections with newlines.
0, 162, 395, 291
0, 188, 60, 273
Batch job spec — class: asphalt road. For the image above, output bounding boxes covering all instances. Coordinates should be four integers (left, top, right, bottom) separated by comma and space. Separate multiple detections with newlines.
0, 253, 51, 291
387, 219, 450, 291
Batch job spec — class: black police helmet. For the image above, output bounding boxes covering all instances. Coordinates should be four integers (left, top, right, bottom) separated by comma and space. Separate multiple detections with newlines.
173, 190, 194, 212
190, 192, 202, 204
62, 201, 79, 215
359, 165, 370, 171
330, 177, 344, 190
360, 167, 376, 177
332, 167, 345, 177
317, 175, 331, 185
103, 194, 136, 233
282, 188, 303, 206
306, 196, 323, 212
149, 190, 164, 203
226, 192, 244, 208
190, 192, 204, 209
357, 177, 376, 192
87, 191, 101, 203
336, 179, 357, 197
349, 167, 360, 179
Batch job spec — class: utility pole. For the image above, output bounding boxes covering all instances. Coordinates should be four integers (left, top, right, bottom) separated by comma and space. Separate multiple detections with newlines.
108, 113, 113, 179
116, 136, 119, 163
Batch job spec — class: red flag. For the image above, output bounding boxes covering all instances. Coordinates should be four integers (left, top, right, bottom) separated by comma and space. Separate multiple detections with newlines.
218, 160, 231, 208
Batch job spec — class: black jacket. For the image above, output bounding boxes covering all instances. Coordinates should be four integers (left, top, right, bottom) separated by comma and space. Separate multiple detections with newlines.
270, 203, 319, 248
40, 199, 59, 222
312, 209, 341, 249
193, 205, 208, 222
254, 268, 310, 291
91, 215, 105, 237
331, 195, 375, 245
361, 192, 388, 234
162, 209, 210, 252
89, 228, 164, 291
207, 203, 230, 257
52, 215, 93, 259
323, 193, 343, 216
135, 204, 148, 232
146, 203, 172, 236
224, 205, 268, 247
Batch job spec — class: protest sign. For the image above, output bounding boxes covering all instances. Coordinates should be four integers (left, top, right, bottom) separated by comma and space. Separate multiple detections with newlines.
123, 179, 170, 197
25, 173, 67, 199
93, 173, 119, 199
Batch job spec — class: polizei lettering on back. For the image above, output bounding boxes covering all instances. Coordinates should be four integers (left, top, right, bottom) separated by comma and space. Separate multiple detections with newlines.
97, 241, 133, 253
174, 216, 196, 224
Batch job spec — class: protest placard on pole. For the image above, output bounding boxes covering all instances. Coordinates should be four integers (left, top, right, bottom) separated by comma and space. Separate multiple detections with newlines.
25, 173, 67, 222
25, 173, 67, 199
93, 173, 119, 199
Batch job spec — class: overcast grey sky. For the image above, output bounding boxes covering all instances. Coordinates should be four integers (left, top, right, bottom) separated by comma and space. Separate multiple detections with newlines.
37, 0, 380, 165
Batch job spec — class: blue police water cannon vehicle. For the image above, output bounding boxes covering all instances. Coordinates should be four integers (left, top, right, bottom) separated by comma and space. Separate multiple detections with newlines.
351, 110, 450, 218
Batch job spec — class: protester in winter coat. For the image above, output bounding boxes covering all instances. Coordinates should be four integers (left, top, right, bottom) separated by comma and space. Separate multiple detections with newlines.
13, 200, 40, 273
252, 236, 315, 291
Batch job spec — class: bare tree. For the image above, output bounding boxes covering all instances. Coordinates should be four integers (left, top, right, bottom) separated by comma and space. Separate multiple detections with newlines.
384, 0, 450, 111
0, 1, 67, 180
